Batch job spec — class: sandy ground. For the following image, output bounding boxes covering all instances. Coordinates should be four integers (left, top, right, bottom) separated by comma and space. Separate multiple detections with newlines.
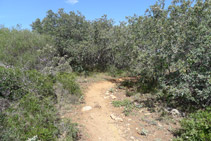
62, 75, 180, 141
79, 81, 125, 141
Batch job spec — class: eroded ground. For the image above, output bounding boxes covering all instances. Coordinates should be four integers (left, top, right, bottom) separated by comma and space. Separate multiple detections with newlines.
61, 74, 181, 141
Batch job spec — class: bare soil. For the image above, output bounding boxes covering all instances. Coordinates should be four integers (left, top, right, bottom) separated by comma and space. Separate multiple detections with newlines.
62, 74, 180, 141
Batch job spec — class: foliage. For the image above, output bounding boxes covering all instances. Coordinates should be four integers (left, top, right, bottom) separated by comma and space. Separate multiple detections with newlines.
0, 27, 52, 69
174, 107, 211, 141
59, 120, 80, 141
1, 93, 59, 141
112, 99, 134, 116
0, 0, 210, 139
126, 90, 137, 97
56, 73, 81, 97
2, 0, 210, 110
0, 67, 80, 140
0, 67, 55, 102
0, 67, 57, 140
128, 0, 211, 109
0, 67, 27, 101
31, 10, 135, 72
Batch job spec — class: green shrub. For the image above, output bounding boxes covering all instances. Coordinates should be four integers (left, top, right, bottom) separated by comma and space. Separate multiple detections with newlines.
0, 28, 52, 69
129, 0, 211, 110
0, 67, 55, 102
107, 65, 127, 77
0, 67, 27, 101
0, 67, 81, 141
56, 73, 81, 97
126, 90, 137, 97
1, 93, 59, 141
24, 70, 55, 99
137, 76, 158, 93
60, 120, 79, 141
174, 108, 211, 141
121, 80, 136, 88
0, 68, 58, 140
112, 99, 134, 116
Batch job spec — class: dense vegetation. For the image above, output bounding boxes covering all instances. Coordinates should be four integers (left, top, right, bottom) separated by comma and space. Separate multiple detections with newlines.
31, 0, 210, 110
175, 108, 211, 141
0, 0, 210, 140
0, 67, 81, 140
0, 29, 81, 140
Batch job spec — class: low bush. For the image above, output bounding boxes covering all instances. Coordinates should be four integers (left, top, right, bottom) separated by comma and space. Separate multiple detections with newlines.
112, 99, 134, 116
0, 27, 52, 69
59, 120, 80, 141
1, 93, 59, 141
24, 70, 55, 99
126, 90, 137, 97
56, 73, 81, 97
0, 67, 27, 101
0, 67, 55, 102
0, 67, 81, 140
174, 108, 211, 141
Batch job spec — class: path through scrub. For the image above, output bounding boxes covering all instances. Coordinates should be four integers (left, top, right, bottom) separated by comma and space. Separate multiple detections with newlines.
62, 75, 180, 141
79, 81, 126, 141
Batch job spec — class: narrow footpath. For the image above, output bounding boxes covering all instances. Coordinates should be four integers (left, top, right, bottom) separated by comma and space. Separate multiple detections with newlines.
79, 81, 125, 141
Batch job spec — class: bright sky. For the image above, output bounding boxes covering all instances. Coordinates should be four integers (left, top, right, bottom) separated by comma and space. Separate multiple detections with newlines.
0, 0, 171, 29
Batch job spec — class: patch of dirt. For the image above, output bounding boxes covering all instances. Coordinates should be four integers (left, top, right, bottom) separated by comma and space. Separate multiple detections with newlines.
62, 75, 181, 141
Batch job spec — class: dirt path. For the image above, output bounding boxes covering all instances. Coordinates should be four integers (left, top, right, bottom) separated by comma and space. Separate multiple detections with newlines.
62, 75, 180, 141
79, 81, 125, 141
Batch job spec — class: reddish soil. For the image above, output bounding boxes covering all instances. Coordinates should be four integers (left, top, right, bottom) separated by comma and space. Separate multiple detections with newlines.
62, 74, 180, 141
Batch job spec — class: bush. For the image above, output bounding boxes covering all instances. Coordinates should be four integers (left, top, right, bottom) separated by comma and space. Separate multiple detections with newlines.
0, 27, 52, 69
0, 93, 59, 141
56, 73, 81, 97
24, 70, 55, 99
130, 0, 211, 110
0, 67, 27, 100
0, 68, 58, 140
126, 90, 137, 97
0, 67, 55, 102
0, 67, 27, 101
0, 67, 81, 140
174, 108, 211, 141
59, 120, 80, 141
112, 99, 134, 116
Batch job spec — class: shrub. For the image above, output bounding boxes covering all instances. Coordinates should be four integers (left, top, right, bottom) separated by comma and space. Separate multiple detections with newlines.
112, 99, 134, 116
56, 73, 81, 97
0, 67, 81, 141
130, 0, 211, 110
59, 120, 80, 141
126, 90, 137, 97
0, 67, 27, 101
0, 67, 55, 102
24, 70, 55, 99
174, 108, 211, 141
0, 93, 59, 141
0, 27, 52, 69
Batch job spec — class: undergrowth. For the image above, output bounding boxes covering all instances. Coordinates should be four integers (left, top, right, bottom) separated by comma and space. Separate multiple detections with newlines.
0, 67, 81, 141
112, 99, 134, 116
174, 108, 211, 141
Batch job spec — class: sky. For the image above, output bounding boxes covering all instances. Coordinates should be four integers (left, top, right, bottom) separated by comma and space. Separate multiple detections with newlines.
0, 0, 172, 29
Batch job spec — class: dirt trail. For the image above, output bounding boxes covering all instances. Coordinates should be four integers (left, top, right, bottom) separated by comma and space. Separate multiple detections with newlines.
62, 75, 179, 141
80, 81, 125, 141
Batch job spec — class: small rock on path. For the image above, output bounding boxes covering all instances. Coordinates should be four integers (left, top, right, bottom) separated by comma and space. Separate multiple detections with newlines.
82, 106, 92, 112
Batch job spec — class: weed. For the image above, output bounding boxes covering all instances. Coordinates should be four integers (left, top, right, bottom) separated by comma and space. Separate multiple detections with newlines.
126, 90, 137, 97
109, 88, 114, 93
56, 73, 82, 97
138, 128, 148, 136
112, 99, 134, 116
59, 119, 80, 141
